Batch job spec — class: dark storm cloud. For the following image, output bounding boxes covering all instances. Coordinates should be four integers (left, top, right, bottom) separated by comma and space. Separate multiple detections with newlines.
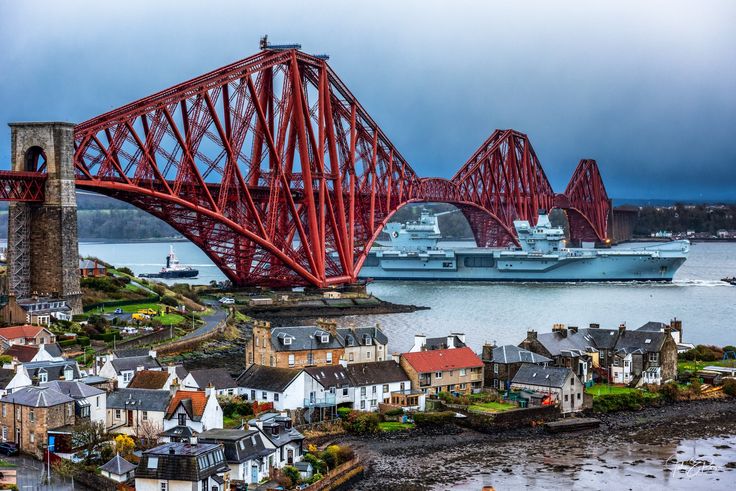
0, 0, 734, 200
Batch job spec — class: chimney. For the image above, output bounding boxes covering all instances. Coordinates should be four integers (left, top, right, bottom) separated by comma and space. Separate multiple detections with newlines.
589, 323, 600, 329
569, 326, 578, 334
413, 334, 427, 352
527, 330, 537, 340
618, 323, 626, 335
391, 353, 400, 363
170, 380, 180, 397
446, 335, 455, 349
149, 350, 157, 359
552, 324, 566, 337
136, 365, 145, 372
205, 383, 215, 398
451, 332, 466, 344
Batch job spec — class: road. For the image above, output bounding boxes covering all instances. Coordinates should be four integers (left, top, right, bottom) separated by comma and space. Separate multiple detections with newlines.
178, 302, 228, 341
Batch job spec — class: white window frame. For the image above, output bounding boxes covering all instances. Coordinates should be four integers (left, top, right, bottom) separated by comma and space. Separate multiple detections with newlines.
288, 354, 295, 367
326, 352, 333, 364
435, 371, 442, 379
460, 369, 467, 377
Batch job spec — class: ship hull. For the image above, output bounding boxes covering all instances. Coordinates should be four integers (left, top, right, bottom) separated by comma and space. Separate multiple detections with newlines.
358, 248, 687, 282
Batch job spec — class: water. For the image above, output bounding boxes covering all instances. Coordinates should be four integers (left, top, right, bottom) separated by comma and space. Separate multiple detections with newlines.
76, 240, 736, 352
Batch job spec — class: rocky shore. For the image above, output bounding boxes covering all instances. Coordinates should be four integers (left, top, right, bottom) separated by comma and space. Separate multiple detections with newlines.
335, 398, 736, 490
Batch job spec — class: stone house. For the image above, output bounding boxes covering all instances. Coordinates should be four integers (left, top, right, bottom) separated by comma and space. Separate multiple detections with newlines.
400, 346, 484, 395
181, 368, 238, 397
409, 333, 467, 352
40, 380, 106, 425
1, 298, 72, 326
481, 344, 552, 391
0, 325, 57, 346
510, 364, 585, 414
106, 388, 170, 438
0, 386, 76, 457
245, 320, 344, 369
336, 325, 389, 363
344, 360, 411, 411
518, 327, 599, 385
198, 428, 276, 486
248, 412, 304, 469
135, 442, 230, 491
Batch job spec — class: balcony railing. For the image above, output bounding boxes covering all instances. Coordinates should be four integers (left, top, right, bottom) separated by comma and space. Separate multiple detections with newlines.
304, 393, 337, 407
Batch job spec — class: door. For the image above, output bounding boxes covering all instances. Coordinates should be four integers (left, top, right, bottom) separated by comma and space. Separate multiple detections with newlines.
14, 429, 20, 447
127, 410, 133, 427
287, 449, 294, 465
251, 465, 258, 483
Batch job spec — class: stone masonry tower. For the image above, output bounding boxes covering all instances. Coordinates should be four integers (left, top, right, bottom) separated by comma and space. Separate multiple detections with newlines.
6, 122, 82, 314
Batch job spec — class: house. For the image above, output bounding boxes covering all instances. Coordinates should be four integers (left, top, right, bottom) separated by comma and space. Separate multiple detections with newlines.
198, 428, 275, 485
518, 327, 599, 385
134, 442, 230, 491
344, 361, 410, 411
106, 388, 171, 437
481, 344, 552, 391
611, 325, 678, 384
302, 365, 351, 420
510, 364, 585, 414
295, 461, 314, 480
161, 388, 223, 438
181, 368, 238, 396
0, 325, 57, 346
93, 348, 157, 376
388, 389, 426, 411
23, 360, 82, 384
637, 318, 692, 352
245, 320, 344, 369
99, 453, 136, 483
1, 297, 72, 326
0, 367, 32, 398
79, 258, 107, 278
409, 333, 467, 352
41, 380, 106, 425
3, 343, 64, 363
236, 365, 305, 410
400, 346, 484, 395
0, 386, 76, 458
127, 370, 177, 391
248, 412, 304, 468
337, 325, 388, 363
99, 355, 163, 388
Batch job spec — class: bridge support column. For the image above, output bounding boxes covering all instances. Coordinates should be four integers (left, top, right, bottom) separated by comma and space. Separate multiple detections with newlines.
6, 122, 82, 317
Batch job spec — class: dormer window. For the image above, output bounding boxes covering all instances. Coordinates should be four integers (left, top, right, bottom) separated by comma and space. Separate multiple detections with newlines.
320, 334, 329, 343
283, 337, 292, 346
39, 371, 48, 383
364, 335, 372, 346
178, 413, 186, 425
64, 367, 74, 380
284, 420, 292, 429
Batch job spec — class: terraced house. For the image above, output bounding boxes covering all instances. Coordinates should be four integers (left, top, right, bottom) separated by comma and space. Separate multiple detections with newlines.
245, 320, 344, 369
400, 347, 484, 395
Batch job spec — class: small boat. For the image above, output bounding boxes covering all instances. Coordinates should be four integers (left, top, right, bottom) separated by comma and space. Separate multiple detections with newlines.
139, 246, 199, 279
722, 277, 736, 286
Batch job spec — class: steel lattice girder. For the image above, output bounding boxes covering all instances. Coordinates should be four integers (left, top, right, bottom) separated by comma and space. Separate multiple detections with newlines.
561, 159, 611, 242
0, 171, 47, 202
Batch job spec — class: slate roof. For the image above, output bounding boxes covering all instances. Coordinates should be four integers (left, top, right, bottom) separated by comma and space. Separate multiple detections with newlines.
637, 321, 669, 332
160, 425, 195, 439
236, 365, 301, 392
344, 361, 409, 386
40, 380, 104, 399
3, 386, 74, 407
128, 370, 170, 389
166, 391, 208, 421
24, 360, 81, 382
135, 442, 228, 482
107, 388, 171, 412
401, 347, 483, 373
99, 454, 136, 476
269, 326, 342, 352
250, 412, 304, 448
173, 365, 188, 381
0, 369, 18, 389
424, 335, 467, 350
0, 325, 46, 340
304, 365, 350, 388
198, 428, 273, 463
111, 356, 162, 374
491, 345, 551, 365
531, 331, 599, 357
511, 364, 573, 389
186, 368, 237, 390
44, 343, 63, 358
337, 326, 388, 347
615, 330, 668, 354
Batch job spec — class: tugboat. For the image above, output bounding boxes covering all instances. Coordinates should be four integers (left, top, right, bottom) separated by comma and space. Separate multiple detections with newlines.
139, 246, 199, 279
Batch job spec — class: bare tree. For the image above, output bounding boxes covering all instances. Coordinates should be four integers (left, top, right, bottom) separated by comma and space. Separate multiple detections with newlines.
71, 420, 108, 464
136, 420, 163, 450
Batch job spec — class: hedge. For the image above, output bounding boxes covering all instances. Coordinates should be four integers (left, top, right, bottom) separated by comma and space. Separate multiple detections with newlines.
591, 391, 660, 413
412, 411, 456, 427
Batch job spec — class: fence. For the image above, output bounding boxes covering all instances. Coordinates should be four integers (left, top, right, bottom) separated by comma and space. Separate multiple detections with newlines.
303, 457, 363, 491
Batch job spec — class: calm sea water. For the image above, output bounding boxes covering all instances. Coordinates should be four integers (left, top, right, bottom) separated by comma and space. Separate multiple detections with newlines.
75, 240, 736, 352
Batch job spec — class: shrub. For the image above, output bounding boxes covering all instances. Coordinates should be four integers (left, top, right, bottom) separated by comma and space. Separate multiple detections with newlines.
689, 377, 702, 395
659, 382, 681, 403
680, 345, 724, 362
309, 472, 324, 484
337, 407, 352, 419
592, 391, 650, 413
303, 452, 327, 474
282, 466, 301, 486
161, 295, 179, 307
118, 266, 135, 276
77, 336, 90, 347
723, 379, 736, 397
342, 411, 380, 435
412, 411, 456, 427
0, 355, 12, 365
384, 407, 404, 417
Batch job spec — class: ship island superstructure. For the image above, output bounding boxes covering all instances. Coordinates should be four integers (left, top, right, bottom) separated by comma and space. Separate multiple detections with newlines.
358, 210, 689, 282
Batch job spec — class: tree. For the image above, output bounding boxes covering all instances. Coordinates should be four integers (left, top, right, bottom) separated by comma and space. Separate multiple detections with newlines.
53, 458, 78, 488
114, 434, 135, 457
71, 420, 108, 464
136, 420, 163, 450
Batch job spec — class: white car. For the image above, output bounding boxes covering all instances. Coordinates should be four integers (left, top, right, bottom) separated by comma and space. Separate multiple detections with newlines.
219, 297, 235, 305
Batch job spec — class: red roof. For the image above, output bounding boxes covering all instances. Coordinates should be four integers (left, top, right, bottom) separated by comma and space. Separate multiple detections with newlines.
165, 390, 208, 420
0, 325, 45, 340
401, 347, 483, 373
4, 344, 39, 362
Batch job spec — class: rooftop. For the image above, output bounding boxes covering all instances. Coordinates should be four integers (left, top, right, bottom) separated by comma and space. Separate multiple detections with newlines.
511, 363, 574, 388
166, 390, 208, 421
127, 370, 171, 389
186, 368, 237, 389
99, 453, 136, 476
0, 325, 45, 340
237, 364, 301, 393
107, 388, 171, 412
491, 345, 551, 365
3, 386, 74, 407
344, 360, 409, 386
401, 347, 483, 373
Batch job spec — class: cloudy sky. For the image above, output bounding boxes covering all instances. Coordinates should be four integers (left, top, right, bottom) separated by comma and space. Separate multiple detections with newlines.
0, 0, 734, 201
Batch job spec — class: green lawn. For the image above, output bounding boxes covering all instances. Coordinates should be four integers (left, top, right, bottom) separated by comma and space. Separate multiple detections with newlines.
585, 385, 637, 397
223, 414, 247, 429
678, 359, 736, 373
0, 459, 16, 467
378, 421, 415, 432
468, 401, 516, 413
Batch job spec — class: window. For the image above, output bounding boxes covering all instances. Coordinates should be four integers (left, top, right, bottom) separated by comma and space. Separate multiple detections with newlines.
1, 404, 4, 418
39, 372, 48, 383
269, 355, 274, 367
342, 388, 349, 396
348, 352, 354, 362
370, 399, 377, 407
564, 394, 569, 402
283, 337, 292, 346
251, 390, 256, 400
123, 371, 132, 383
96, 396, 100, 407
30, 433, 34, 443
360, 400, 365, 409
307, 352, 314, 365
577, 393, 581, 400
274, 393, 279, 402
256, 337, 260, 347
288, 354, 295, 367
326, 352, 333, 364
372, 386, 377, 394
571, 377, 574, 385
364, 336, 373, 346
460, 369, 467, 377
67, 403, 73, 417
148, 457, 158, 469
262, 391, 268, 400
366, 351, 372, 359
382, 384, 389, 393
360, 387, 366, 397
321, 334, 329, 343
29, 409, 35, 423
178, 413, 186, 426
649, 352, 659, 363
160, 482, 168, 491
399, 382, 405, 391
143, 411, 148, 421
434, 372, 442, 379
493, 364, 499, 374
115, 409, 121, 420
459, 383, 466, 390
64, 368, 74, 380
1, 427, 6, 441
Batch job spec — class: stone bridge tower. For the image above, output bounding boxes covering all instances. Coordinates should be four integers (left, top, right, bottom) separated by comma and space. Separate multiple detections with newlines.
6, 122, 82, 315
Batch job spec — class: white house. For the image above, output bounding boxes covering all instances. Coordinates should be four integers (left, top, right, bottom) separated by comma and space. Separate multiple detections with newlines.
161, 388, 223, 437
198, 428, 276, 485
3, 343, 65, 364
510, 364, 585, 414
236, 365, 306, 411
106, 388, 170, 437
0, 367, 32, 398
611, 352, 634, 385
344, 361, 410, 411
181, 368, 238, 397
99, 355, 163, 388
248, 412, 304, 469
41, 380, 107, 425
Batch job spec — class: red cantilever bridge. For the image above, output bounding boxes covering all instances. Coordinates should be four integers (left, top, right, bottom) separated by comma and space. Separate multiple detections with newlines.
0, 49, 610, 288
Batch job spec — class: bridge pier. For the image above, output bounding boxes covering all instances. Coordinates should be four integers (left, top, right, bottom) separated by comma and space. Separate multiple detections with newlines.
5, 122, 82, 320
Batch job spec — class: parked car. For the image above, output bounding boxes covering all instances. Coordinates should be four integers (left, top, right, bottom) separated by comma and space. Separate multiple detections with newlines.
113, 308, 124, 314
219, 297, 235, 305
0, 443, 19, 456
